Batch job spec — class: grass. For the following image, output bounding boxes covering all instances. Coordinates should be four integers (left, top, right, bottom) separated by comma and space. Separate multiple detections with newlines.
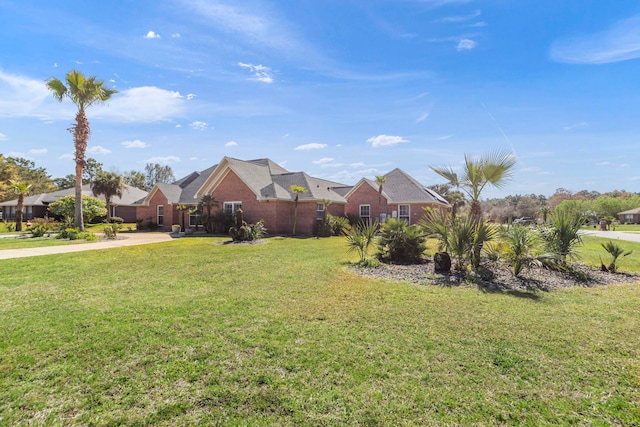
0, 235, 92, 250
577, 236, 640, 272
0, 236, 639, 425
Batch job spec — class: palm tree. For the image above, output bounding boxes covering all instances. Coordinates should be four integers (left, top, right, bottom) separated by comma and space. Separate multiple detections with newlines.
9, 180, 32, 232
198, 194, 219, 233
91, 171, 124, 221
430, 150, 516, 219
375, 175, 387, 222
47, 70, 117, 231
290, 185, 307, 235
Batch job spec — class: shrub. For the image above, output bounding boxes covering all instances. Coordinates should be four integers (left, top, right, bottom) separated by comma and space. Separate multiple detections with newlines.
314, 214, 351, 237
103, 223, 121, 240
109, 216, 124, 224
376, 218, 426, 264
331, 216, 351, 236
345, 221, 378, 265
147, 221, 159, 231
600, 241, 632, 273
229, 210, 266, 242
5, 221, 16, 232
500, 224, 543, 277
538, 210, 585, 264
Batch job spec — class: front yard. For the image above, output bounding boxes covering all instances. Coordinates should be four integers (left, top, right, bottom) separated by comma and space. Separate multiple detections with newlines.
0, 236, 638, 425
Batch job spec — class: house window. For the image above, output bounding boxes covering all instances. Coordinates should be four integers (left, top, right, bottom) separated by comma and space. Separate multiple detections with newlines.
157, 205, 164, 226
224, 202, 242, 215
359, 204, 370, 224
399, 204, 410, 223
317, 203, 325, 220
189, 207, 201, 227
625, 214, 634, 223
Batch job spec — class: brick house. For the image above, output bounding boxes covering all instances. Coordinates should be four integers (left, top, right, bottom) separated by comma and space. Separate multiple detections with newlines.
136, 157, 449, 235
0, 184, 147, 223
618, 208, 640, 224
340, 168, 450, 225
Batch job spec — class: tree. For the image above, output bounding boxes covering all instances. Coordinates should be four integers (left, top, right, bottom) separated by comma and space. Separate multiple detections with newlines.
53, 175, 76, 190
144, 163, 175, 189
9, 180, 32, 232
375, 175, 386, 221
430, 150, 516, 219
47, 70, 117, 231
123, 169, 148, 191
48, 195, 107, 225
198, 194, 219, 233
82, 158, 104, 185
290, 184, 307, 235
91, 171, 124, 220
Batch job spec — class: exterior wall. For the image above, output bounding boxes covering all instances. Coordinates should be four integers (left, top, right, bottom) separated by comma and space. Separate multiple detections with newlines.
113, 206, 138, 223
344, 184, 389, 223
387, 203, 447, 225
136, 190, 173, 230
619, 213, 640, 224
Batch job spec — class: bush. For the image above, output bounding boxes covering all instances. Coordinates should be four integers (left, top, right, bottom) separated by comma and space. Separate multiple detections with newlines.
345, 221, 378, 264
229, 220, 266, 241
5, 221, 16, 232
103, 223, 121, 240
28, 218, 55, 238
376, 218, 426, 264
109, 216, 124, 224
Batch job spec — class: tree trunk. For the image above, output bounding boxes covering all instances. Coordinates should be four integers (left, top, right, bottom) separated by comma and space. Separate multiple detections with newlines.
75, 162, 84, 231
15, 195, 24, 232
469, 200, 482, 220
292, 197, 298, 235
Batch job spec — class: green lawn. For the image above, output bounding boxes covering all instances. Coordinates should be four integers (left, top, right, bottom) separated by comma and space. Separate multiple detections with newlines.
0, 236, 92, 250
0, 237, 639, 425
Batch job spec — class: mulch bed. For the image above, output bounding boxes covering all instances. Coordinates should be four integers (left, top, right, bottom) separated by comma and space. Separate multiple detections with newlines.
350, 259, 640, 292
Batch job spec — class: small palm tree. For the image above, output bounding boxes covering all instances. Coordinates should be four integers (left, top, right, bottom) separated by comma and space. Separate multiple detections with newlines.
539, 209, 585, 264
91, 171, 124, 221
431, 150, 516, 219
501, 224, 542, 277
601, 241, 632, 273
9, 180, 32, 232
375, 175, 387, 221
346, 221, 379, 264
198, 194, 219, 233
47, 70, 117, 231
290, 184, 307, 235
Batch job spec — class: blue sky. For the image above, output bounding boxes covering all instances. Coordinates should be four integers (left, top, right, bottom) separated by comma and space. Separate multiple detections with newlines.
1, 0, 639, 198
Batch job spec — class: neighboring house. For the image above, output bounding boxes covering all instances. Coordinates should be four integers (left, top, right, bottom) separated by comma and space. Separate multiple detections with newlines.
137, 157, 450, 235
618, 208, 640, 224
341, 168, 450, 224
0, 184, 148, 223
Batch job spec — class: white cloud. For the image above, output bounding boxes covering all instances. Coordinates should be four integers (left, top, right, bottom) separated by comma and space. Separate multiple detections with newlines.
295, 143, 327, 150
238, 62, 274, 83
416, 112, 430, 123
189, 157, 198, 160
0, 70, 54, 118
186, 93, 197, 100
225, 141, 238, 147
172, 33, 181, 38
59, 153, 74, 160
144, 155, 180, 164
87, 145, 111, 155
367, 135, 408, 148
436, 9, 481, 23
190, 121, 208, 130
313, 157, 342, 168
144, 31, 161, 39
122, 139, 150, 148
550, 15, 640, 64
457, 39, 478, 51
96, 86, 186, 122
468, 21, 487, 28
28, 148, 47, 155
0, 133, 7, 141
563, 121, 589, 131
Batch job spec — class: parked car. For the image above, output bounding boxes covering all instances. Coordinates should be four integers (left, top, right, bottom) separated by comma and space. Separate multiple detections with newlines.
513, 217, 535, 225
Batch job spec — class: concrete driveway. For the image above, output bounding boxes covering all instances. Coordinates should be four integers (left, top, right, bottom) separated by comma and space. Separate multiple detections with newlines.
0, 232, 174, 260
582, 230, 640, 243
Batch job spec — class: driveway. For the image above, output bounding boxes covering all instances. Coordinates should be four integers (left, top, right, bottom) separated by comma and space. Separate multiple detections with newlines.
0, 232, 174, 260
582, 230, 640, 243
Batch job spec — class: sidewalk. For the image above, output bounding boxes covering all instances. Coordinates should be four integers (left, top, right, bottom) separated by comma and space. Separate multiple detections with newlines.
0, 232, 174, 260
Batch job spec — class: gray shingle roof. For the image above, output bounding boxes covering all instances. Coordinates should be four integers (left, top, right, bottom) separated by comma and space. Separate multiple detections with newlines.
351, 169, 449, 206
0, 184, 148, 207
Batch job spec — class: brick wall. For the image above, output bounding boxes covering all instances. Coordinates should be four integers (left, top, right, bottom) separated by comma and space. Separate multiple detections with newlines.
135, 190, 173, 230
344, 183, 388, 222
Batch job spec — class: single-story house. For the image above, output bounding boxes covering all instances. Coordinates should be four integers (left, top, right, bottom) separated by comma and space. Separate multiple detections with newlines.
618, 208, 640, 224
0, 184, 148, 223
136, 157, 450, 235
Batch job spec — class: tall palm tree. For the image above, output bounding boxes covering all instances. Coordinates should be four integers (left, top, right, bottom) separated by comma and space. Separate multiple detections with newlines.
91, 171, 124, 221
290, 185, 307, 235
375, 175, 387, 222
47, 70, 117, 231
9, 180, 32, 232
430, 150, 516, 219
